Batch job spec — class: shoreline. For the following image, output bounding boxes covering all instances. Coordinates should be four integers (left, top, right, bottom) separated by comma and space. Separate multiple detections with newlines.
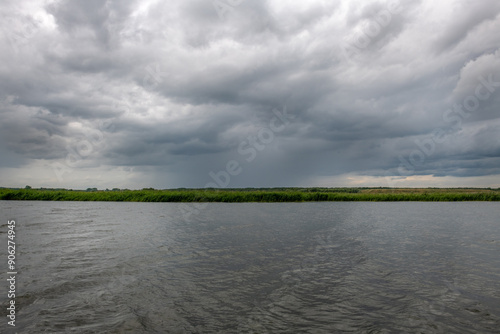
1, 188, 499, 202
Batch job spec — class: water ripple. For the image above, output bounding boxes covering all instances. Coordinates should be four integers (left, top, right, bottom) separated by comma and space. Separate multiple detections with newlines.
1, 201, 499, 333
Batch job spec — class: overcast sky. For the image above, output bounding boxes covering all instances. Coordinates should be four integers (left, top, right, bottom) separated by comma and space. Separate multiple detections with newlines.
1, 0, 499, 189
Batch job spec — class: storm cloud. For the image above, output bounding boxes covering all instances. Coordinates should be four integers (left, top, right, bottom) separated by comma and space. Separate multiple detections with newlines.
1, 0, 499, 189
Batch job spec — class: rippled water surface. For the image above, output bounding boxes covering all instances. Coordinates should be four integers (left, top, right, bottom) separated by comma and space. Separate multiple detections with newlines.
1, 201, 500, 333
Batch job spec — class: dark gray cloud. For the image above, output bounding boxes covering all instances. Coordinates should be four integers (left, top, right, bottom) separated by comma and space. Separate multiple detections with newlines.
0, 0, 499, 189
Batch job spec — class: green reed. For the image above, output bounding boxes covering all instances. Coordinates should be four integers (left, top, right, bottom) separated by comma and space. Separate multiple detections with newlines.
1, 188, 499, 202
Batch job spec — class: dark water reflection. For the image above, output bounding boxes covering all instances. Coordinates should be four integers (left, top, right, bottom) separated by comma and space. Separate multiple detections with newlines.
1, 202, 499, 333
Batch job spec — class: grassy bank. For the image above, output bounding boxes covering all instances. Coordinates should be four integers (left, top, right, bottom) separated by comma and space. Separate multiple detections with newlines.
1, 187, 499, 202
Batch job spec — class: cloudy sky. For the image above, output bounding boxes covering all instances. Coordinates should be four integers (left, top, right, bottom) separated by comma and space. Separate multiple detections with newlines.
1, 0, 499, 189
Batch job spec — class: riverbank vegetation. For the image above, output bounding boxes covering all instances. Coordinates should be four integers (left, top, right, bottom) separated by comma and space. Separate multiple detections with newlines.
1, 187, 499, 202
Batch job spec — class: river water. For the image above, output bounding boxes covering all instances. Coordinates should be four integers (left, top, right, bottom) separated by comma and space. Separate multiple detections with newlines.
1, 201, 500, 333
